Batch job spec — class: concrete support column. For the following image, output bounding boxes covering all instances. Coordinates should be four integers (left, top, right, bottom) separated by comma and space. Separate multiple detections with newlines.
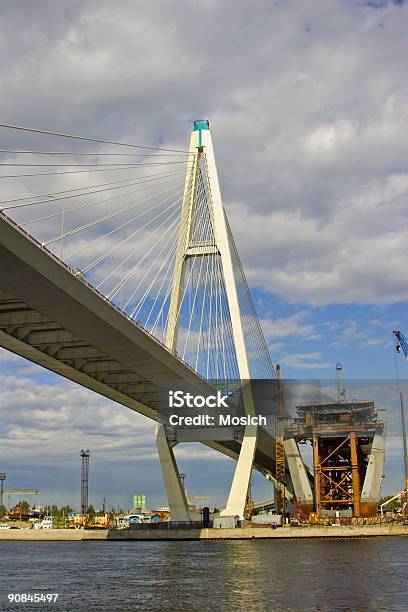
220, 424, 257, 519
360, 432, 385, 516
284, 437, 314, 514
156, 424, 191, 522
313, 433, 321, 515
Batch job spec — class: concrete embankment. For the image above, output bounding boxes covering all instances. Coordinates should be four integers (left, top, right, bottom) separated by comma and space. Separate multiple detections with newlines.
1, 524, 408, 541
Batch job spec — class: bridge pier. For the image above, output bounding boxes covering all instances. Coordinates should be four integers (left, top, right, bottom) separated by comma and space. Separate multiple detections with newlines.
220, 424, 258, 519
155, 424, 192, 522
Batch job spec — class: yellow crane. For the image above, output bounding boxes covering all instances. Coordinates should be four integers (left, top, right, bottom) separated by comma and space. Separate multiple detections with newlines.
4, 489, 41, 503
275, 364, 286, 511
4, 489, 40, 495
0, 473, 40, 508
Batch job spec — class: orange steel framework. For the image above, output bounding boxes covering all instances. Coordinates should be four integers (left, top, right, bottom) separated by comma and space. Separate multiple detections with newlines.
286, 400, 384, 517
274, 364, 287, 512
313, 432, 362, 516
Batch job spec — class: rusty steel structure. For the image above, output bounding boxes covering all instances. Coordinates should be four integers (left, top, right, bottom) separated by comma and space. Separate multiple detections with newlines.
286, 401, 385, 517
274, 364, 287, 513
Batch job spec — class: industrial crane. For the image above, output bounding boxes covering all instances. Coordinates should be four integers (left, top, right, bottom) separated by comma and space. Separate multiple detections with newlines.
275, 364, 286, 512
393, 330, 408, 491
394, 329, 408, 358
0, 473, 40, 508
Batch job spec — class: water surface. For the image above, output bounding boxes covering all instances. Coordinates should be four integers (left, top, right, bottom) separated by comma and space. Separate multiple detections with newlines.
0, 538, 407, 611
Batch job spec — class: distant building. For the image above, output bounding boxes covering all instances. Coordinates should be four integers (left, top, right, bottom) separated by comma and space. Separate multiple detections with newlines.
132, 494, 146, 512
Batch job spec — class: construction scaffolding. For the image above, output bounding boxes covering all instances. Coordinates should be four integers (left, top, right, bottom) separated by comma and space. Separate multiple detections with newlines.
274, 365, 287, 513
286, 400, 385, 517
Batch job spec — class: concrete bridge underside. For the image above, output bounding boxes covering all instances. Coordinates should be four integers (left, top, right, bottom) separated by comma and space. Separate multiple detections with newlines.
0, 213, 287, 488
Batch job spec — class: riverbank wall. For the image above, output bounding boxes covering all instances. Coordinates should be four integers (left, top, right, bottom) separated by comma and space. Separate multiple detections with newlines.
1, 523, 408, 541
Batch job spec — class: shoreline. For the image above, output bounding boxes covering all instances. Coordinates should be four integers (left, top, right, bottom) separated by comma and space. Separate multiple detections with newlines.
1, 524, 407, 541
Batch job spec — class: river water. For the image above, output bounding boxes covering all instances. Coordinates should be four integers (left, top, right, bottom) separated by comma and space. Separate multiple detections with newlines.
0, 538, 407, 611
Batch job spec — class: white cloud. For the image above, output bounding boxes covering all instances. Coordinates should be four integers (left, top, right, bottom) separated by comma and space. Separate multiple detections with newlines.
304, 120, 354, 152
280, 351, 331, 370
0, 0, 407, 307
268, 342, 286, 353
331, 319, 368, 347
260, 311, 320, 340
361, 338, 385, 347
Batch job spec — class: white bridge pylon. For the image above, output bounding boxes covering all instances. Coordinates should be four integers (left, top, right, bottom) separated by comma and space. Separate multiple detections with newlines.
157, 120, 258, 521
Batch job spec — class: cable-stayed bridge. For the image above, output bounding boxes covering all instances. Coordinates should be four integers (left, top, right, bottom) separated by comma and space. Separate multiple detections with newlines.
0, 121, 311, 520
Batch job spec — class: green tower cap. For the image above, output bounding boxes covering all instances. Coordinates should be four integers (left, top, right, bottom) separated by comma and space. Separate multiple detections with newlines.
193, 120, 210, 131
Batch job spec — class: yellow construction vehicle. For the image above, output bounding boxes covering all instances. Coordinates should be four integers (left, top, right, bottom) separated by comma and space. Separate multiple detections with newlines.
92, 514, 115, 528
69, 513, 115, 529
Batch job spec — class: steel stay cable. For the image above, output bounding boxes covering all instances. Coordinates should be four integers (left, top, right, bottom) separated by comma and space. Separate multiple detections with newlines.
0, 149, 191, 157
213, 254, 219, 381
206, 254, 215, 379
129, 187, 209, 322
149, 189, 209, 349
227, 219, 275, 378
195, 165, 231, 379
151, 158, 210, 343
153, 175, 208, 342
127, 217, 181, 318
97, 197, 183, 291
80, 192, 184, 274
185, 177, 216, 369
0, 168, 192, 206
21, 174, 184, 227
196, 250, 214, 375
106, 217, 179, 307
121, 207, 184, 312
0, 161, 192, 168
229, 229, 272, 373
217, 270, 237, 380
182, 187, 214, 362
102, 196, 188, 298
0, 123, 195, 154
217, 262, 233, 380
194, 215, 215, 372
0, 162, 194, 179
143, 233, 183, 328
208, 250, 220, 381
193, 169, 223, 378
64, 186, 187, 262
43, 180, 185, 246
207, 253, 222, 380
143, 203, 200, 334
67, 155, 198, 278
152, 164, 206, 336
209, 255, 223, 381
1, 168, 188, 210
222, 272, 243, 380
177, 175, 210, 362
197, 166, 220, 379
204, 255, 219, 379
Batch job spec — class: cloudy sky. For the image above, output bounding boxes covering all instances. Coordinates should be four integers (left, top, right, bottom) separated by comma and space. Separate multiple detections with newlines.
1, 0, 408, 509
